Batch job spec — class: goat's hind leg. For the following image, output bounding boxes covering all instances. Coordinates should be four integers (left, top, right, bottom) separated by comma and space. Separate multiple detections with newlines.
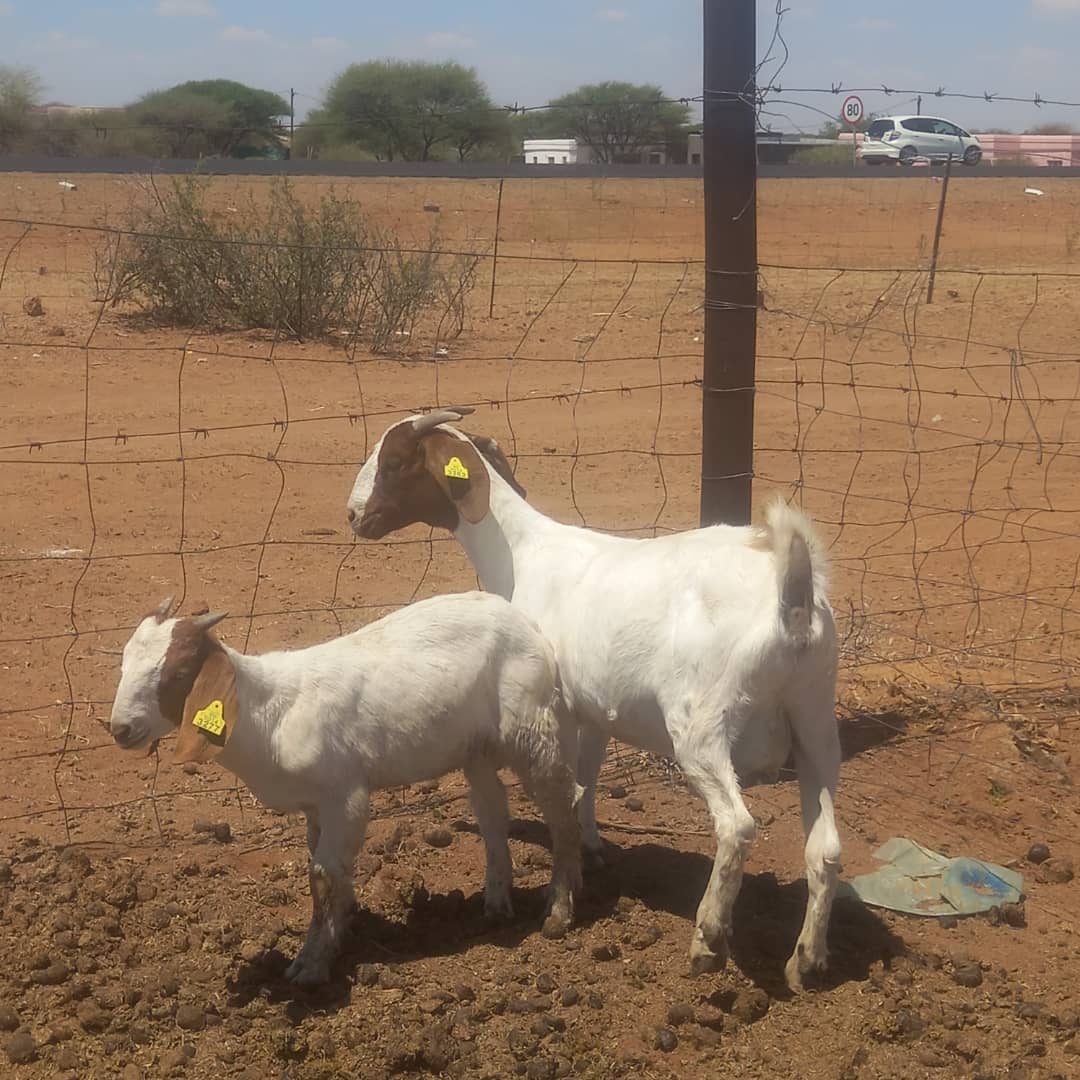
465, 758, 515, 921
785, 698, 841, 992
520, 764, 582, 940
676, 723, 757, 976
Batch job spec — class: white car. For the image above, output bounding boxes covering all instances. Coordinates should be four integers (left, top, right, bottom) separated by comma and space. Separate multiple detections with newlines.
859, 115, 982, 167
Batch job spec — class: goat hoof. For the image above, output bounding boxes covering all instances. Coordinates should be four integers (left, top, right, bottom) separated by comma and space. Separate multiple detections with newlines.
287, 959, 330, 987
541, 906, 572, 940
483, 895, 515, 923
785, 945, 827, 993
688, 928, 729, 976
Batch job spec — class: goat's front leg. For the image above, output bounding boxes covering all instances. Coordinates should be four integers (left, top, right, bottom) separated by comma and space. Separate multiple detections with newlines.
678, 742, 757, 977
464, 758, 514, 921
283, 811, 323, 977
785, 708, 841, 992
575, 721, 609, 868
286, 789, 370, 986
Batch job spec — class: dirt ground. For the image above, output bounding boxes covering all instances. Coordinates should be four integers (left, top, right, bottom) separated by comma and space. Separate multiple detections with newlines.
1, 172, 1078, 1078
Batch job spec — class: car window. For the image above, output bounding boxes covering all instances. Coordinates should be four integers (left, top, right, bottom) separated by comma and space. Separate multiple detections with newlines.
932, 121, 961, 136
901, 117, 932, 133
867, 119, 894, 138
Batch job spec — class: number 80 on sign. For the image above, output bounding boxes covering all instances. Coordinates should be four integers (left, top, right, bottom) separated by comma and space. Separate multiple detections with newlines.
842, 95, 864, 126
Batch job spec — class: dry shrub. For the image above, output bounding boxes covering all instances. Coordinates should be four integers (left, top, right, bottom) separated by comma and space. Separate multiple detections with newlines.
94, 175, 479, 350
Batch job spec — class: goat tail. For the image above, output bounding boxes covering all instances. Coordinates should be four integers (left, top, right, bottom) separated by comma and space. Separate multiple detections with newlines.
764, 498, 827, 649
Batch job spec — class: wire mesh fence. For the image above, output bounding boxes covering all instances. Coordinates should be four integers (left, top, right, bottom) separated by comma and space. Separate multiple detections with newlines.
1, 167, 1078, 859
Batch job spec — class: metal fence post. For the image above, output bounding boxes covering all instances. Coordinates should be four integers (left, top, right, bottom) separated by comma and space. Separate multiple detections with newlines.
488, 177, 505, 319
700, 0, 758, 527
926, 154, 953, 304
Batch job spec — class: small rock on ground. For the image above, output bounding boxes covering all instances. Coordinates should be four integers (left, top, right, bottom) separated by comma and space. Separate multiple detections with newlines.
653, 1027, 678, 1052
4, 1032, 36, 1065
423, 827, 453, 849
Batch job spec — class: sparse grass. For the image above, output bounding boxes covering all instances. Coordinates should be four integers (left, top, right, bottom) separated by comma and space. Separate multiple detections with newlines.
94, 175, 480, 350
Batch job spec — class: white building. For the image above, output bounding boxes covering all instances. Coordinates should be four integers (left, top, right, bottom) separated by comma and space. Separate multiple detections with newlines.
523, 138, 591, 164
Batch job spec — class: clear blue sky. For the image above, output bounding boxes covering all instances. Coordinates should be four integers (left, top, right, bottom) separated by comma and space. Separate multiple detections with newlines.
2, 1, 1078, 132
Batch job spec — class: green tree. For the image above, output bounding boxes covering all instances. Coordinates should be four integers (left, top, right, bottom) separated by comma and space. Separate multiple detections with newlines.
542, 82, 691, 163
0, 66, 44, 152
816, 113, 874, 140
129, 79, 289, 157
320, 60, 508, 161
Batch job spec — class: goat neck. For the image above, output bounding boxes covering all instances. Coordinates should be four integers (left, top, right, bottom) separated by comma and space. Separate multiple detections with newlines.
211, 647, 295, 785
453, 463, 572, 602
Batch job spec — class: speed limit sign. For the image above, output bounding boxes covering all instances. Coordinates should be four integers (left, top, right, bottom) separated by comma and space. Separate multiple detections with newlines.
842, 95, 864, 126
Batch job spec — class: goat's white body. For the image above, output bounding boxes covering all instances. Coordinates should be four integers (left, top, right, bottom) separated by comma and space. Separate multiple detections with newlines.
348, 422, 842, 990
218, 594, 563, 806
479, 518, 828, 779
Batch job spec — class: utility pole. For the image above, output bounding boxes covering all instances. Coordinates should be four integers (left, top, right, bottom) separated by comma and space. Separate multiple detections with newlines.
288, 87, 295, 160
700, 0, 757, 527
917, 94, 922, 116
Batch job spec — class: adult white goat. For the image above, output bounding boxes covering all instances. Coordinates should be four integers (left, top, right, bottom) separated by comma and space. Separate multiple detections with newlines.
107, 592, 582, 985
345, 407, 842, 991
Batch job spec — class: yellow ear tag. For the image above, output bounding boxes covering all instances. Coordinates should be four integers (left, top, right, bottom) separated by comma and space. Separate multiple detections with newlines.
443, 456, 470, 481
192, 700, 226, 738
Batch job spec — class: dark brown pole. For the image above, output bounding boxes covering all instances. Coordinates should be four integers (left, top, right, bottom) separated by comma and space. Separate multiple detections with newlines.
926, 153, 952, 304
700, 0, 757, 527
488, 177, 505, 318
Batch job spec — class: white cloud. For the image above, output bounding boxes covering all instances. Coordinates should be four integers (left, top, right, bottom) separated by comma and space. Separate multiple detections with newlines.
157, 0, 218, 16
594, 8, 628, 21
421, 31, 476, 50
1032, 0, 1080, 14
220, 26, 273, 44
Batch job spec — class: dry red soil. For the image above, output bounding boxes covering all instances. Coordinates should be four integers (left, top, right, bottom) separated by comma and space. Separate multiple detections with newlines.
0, 172, 1078, 1078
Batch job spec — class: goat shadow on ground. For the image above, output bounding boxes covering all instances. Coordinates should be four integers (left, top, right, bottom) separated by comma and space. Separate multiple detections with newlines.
228, 818, 902, 1013
838, 706, 911, 760
226, 866, 624, 1014
580, 836, 904, 998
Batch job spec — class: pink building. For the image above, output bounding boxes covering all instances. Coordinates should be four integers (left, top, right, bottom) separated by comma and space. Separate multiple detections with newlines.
974, 133, 1080, 167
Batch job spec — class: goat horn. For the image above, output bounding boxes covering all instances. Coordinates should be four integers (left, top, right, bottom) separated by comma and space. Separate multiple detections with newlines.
411, 406, 474, 434
191, 611, 228, 632
154, 596, 176, 620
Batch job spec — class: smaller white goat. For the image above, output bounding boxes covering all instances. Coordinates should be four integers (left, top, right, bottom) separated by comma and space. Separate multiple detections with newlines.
108, 593, 582, 985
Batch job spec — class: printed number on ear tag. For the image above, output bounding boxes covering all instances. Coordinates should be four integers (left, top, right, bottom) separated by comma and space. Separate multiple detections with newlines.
192, 700, 225, 738
443, 456, 470, 481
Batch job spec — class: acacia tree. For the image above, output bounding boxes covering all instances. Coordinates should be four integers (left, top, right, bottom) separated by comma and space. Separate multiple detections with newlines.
320, 60, 508, 161
543, 82, 690, 163
0, 66, 43, 152
129, 80, 289, 157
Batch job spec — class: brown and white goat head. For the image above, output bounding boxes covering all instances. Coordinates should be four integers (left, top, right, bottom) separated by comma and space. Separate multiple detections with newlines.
346, 407, 525, 540
109, 598, 236, 764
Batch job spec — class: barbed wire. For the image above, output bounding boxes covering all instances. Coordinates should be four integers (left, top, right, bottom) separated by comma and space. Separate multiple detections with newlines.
1, 167, 1078, 861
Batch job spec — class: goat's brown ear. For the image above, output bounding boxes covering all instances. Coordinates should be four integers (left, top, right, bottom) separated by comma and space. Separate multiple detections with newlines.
173, 649, 238, 765
422, 432, 490, 524
464, 432, 527, 499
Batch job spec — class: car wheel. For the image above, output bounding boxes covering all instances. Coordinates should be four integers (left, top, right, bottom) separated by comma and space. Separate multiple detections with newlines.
963, 146, 982, 166
898, 146, 918, 167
